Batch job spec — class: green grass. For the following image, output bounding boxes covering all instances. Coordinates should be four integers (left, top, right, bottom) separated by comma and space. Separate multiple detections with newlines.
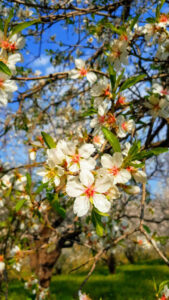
3, 263, 169, 300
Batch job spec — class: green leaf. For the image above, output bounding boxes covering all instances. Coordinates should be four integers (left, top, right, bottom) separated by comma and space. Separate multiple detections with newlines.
106, 23, 124, 35
143, 224, 151, 234
133, 147, 168, 160
0, 19, 3, 31
160, 0, 166, 9
10, 20, 39, 37
92, 210, 104, 237
6, 8, 14, 25
128, 140, 141, 157
94, 207, 109, 217
116, 68, 125, 89
48, 193, 66, 218
151, 147, 169, 155
0, 61, 12, 76
130, 14, 140, 30
146, 17, 156, 24
81, 107, 97, 117
156, 5, 160, 19
15, 199, 26, 212
25, 173, 31, 194
35, 182, 48, 194
102, 127, 121, 152
41, 132, 56, 149
4, 8, 14, 35
51, 200, 66, 218
120, 74, 146, 92
108, 64, 116, 92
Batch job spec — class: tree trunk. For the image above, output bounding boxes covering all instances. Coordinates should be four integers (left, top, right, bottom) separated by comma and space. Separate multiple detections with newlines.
30, 226, 61, 289
107, 253, 116, 274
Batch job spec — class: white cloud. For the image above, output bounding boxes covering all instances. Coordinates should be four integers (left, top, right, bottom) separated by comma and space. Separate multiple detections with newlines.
33, 55, 50, 67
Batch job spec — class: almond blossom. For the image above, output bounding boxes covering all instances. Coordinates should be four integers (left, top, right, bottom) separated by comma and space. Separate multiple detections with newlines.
0, 72, 17, 106
143, 23, 160, 43
101, 153, 131, 184
136, 236, 151, 249
160, 286, 169, 300
37, 141, 66, 187
156, 40, 169, 60
124, 185, 140, 194
144, 95, 168, 119
70, 59, 97, 84
109, 39, 129, 69
37, 165, 64, 187
10, 245, 21, 256
116, 115, 135, 138
78, 291, 92, 300
126, 164, 147, 183
0, 255, 5, 273
158, 14, 169, 27
0, 49, 22, 74
14, 173, 27, 191
92, 133, 105, 149
1, 173, 14, 189
90, 102, 115, 135
60, 141, 96, 172
0, 31, 25, 52
66, 170, 111, 217
152, 83, 169, 101
90, 78, 111, 107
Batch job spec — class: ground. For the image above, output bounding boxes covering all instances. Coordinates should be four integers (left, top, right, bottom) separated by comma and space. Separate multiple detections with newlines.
2, 261, 169, 299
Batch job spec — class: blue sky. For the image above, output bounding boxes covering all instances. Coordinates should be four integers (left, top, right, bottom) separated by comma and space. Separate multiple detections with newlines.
0, 1, 169, 196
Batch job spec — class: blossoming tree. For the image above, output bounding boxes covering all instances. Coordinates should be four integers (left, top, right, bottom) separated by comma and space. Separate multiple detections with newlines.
0, 0, 169, 299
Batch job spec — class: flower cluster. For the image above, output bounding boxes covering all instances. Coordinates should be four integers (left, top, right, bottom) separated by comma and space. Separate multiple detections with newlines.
0, 30, 25, 106
159, 285, 169, 300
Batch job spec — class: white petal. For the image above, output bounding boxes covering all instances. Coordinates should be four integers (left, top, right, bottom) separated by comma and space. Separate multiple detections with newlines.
116, 115, 125, 125
93, 194, 111, 213
79, 143, 95, 158
73, 196, 90, 217
54, 176, 60, 187
37, 169, 46, 177
114, 169, 131, 184
75, 58, 85, 69
112, 153, 123, 168
125, 185, 140, 194
80, 170, 94, 187
69, 69, 80, 79
4, 80, 18, 92
68, 163, 80, 172
133, 170, 147, 183
117, 128, 126, 138
66, 179, 84, 197
80, 157, 96, 171
95, 177, 111, 193
0, 90, 8, 106
108, 185, 120, 199
101, 154, 114, 168
90, 118, 98, 128
16, 36, 25, 49
86, 72, 97, 84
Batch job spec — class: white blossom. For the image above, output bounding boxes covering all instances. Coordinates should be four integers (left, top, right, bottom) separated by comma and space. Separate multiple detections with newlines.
0, 72, 17, 106
0, 30, 25, 51
62, 142, 96, 172
70, 59, 97, 84
91, 78, 111, 107
101, 153, 131, 184
66, 170, 111, 216
144, 95, 169, 119
116, 115, 135, 138
109, 39, 129, 69
152, 83, 169, 101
